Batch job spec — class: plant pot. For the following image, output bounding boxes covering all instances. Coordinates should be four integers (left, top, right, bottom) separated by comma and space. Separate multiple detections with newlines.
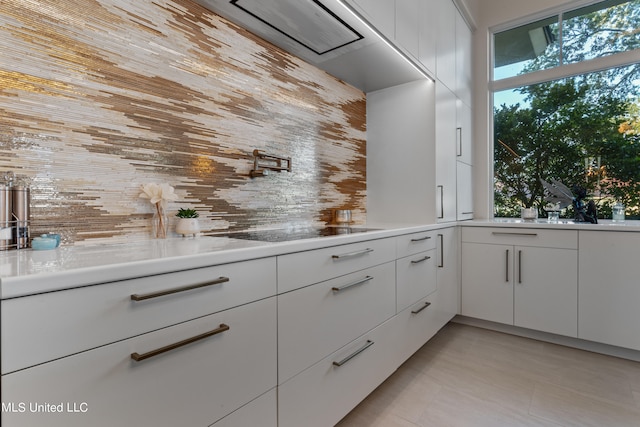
175, 218, 200, 237
520, 207, 538, 221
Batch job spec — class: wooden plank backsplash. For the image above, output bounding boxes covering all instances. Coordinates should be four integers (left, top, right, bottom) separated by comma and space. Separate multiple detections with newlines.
0, 0, 366, 245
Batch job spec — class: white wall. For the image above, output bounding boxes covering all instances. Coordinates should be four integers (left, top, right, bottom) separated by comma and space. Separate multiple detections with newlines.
462, 0, 596, 218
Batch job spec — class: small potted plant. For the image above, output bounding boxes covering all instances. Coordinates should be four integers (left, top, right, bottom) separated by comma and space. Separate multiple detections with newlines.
175, 208, 200, 237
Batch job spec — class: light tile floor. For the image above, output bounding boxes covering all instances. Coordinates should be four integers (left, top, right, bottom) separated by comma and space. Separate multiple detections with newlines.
337, 323, 640, 427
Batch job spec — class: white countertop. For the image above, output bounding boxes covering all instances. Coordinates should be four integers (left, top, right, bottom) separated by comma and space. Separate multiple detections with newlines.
462, 218, 640, 232
2, 220, 637, 299
0, 223, 441, 299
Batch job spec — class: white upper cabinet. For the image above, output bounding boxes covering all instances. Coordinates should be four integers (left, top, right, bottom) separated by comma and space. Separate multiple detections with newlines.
455, 11, 473, 106
395, 0, 420, 61
436, 0, 457, 92
418, 0, 437, 74
349, 0, 395, 40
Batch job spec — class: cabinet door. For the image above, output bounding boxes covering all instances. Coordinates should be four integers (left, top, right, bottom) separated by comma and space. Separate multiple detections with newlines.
1, 298, 277, 427
396, 249, 437, 313
455, 12, 472, 106
456, 99, 473, 165
435, 0, 457, 91
278, 315, 400, 427
395, 0, 419, 60
514, 246, 578, 337
278, 262, 396, 383
579, 231, 640, 350
456, 161, 473, 221
418, 0, 437, 73
435, 81, 457, 223
349, 0, 395, 39
461, 242, 514, 325
437, 227, 459, 319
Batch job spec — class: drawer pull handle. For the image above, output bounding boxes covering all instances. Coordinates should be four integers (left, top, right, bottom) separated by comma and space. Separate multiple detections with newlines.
332, 276, 373, 292
333, 340, 374, 367
411, 256, 430, 264
131, 276, 230, 301
438, 233, 444, 268
410, 236, 431, 242
411, 301, 432, 314
331, 248, 374, 260
131, 324, 230, 362
491, 232, 538, 237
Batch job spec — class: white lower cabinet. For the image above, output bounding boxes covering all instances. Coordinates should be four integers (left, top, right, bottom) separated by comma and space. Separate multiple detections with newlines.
579, 231, 640, 351
278, 315, 400, 427
396, 249, 437, 313
278, 262, 396, 383
1, 297, 277, 427
461, 227, 578, 337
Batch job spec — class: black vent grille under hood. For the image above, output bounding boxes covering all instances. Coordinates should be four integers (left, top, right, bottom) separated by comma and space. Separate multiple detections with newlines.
193, 0, 429, 92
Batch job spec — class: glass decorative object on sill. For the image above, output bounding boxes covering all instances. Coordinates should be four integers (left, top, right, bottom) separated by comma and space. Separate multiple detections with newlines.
612, 202, 625, 222
547, 211, 560, 223
152, 202, 168, 239
139, 183, 178, 239
520, 207, 538, 221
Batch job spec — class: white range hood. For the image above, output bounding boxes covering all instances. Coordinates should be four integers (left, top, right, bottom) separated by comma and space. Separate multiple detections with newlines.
193, 0, 429, 92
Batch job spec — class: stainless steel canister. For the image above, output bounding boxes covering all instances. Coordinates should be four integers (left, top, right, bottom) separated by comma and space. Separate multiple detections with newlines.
11, 185, 30, 249
0, 185, 12, 250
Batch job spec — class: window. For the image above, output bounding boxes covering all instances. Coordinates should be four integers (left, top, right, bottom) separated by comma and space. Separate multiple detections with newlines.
492, 0, 640, 219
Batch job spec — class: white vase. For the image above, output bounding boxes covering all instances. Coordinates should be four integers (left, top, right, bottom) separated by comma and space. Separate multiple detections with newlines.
175, 218, 200, 237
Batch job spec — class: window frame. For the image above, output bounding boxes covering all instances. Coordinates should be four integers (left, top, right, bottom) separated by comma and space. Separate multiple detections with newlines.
488, 0, 640, 218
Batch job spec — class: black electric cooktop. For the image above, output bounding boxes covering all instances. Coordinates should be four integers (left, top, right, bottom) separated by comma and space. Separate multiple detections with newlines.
222, 227, 379, 242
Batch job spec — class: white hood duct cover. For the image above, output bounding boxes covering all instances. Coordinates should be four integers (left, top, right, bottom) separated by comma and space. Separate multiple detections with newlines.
194, 0, 428, 92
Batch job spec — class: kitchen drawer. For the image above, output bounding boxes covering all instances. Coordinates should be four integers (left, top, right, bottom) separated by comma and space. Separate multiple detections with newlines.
396, 230, 437, 259
461, 226, 577, 249
1, 297, 277, 427
278, 314, 400, 427
394, 290, 451, 365
277, 237, 395, 293
278, 262, 396, 383
1, 257, 276, 374
396, 249, 437, 313
212, 389, 276, 427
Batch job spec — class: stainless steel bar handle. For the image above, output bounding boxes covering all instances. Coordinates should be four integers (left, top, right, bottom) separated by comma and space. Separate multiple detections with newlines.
457, 127, 463, 157
331, 248, 374, 260
410, 236, 431, 242
131, 324, 229, 362
518, 250, 522, 284
411, 301, 432, 314
438, 233, 444, 268
332, 340, 374, 367
411, 256, 430, 264
505, 249, 510, 282
131, 276, 230, 301
437, 185, 444, 219
491, 232, 538, 237
332, 276, 373, 292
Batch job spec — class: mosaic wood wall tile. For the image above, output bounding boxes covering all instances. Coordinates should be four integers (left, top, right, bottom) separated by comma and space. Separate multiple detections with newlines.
0, 0, 367, 245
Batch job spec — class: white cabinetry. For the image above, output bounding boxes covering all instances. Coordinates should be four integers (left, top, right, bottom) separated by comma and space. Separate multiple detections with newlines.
436, 0, 457, 91
366, 79, 436, 224
348, 0, 395, 40
436, 81, 458, 223
578, 231, 640, 351
1, 297, 277, 427
277, 237, 398, 426
455, 11, 473, 106
395, 0, 419, 61
1, 258, 278, 427
436, 226, 459, 319
396, 232, 437, 313
461, 227, 578, 337
418, 0, 437, 74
